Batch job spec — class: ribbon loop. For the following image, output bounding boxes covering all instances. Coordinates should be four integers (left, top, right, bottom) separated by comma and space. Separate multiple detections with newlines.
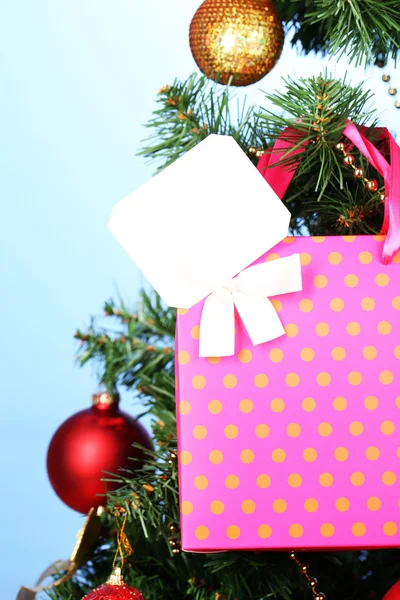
199, 253, 302, 357
199, 289, 235, 358
258, 124, 400, 264
343, 123, 400, 264
17, 507, 103, 600
234, 292, 285, 346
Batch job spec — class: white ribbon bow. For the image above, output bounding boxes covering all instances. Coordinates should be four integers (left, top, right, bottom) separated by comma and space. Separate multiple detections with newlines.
199, 254, 303, 357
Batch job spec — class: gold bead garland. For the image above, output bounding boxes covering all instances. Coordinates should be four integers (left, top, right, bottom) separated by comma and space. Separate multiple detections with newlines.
290, 552, 326, 599
375, 57, 386, 69
335, 141, 381, 196
354, 167, 364, 179
167, 522, 182, 556
343, 153, 355, 166
377, 62, 400, 108
248, 145, 265, 158
166, 450, 182, 556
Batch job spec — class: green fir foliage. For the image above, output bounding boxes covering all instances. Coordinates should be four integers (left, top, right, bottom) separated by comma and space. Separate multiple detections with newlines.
74, 292, 175, 401
141, 73, 386, 236
257, 73, 385, 234
138, 75, 269, 173
274, 0, 400, 65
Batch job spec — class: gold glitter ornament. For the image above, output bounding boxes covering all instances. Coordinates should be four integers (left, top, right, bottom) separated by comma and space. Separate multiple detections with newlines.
189, 0, 284, 87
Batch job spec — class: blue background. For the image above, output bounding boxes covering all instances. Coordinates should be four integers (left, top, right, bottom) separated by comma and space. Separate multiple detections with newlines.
0, 1, 398, 597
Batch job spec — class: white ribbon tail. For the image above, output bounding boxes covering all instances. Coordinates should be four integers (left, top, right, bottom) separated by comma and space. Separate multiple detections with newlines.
199, 289, 235, 357
233, 291, 285, 345
237, 254, 303, 297
198, 253, 303, 357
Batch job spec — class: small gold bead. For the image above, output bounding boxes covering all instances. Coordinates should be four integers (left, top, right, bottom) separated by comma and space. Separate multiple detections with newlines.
343, 154, 355, 166
335, 142, 345, 152
375, 59, 385, 68
168, 451, 177, 463
248, 146, 257, 155
366, 179, 378, 192
301, 565, 308, 573
309, 577, 318, 588
382, 74, 391, 82
289, 552, 296, 560
354, 167, 364, 179
389, 87, 397, 96
379, 193, 386, 202
396, 100, 400, 109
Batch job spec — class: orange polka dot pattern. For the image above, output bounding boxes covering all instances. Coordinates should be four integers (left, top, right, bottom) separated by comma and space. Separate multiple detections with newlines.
176, 236, 400, 551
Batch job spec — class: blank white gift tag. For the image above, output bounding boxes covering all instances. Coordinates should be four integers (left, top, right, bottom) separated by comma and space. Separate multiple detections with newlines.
108, 134, 291, 310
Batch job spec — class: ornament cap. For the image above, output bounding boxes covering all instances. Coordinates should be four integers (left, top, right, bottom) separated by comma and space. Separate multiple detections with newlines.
107, 567, 125, 586
92, 392, 120, 410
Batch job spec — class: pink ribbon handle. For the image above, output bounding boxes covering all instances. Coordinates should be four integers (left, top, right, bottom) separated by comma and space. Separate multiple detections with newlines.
257, 124, 400, 264
257, 127, 305, 200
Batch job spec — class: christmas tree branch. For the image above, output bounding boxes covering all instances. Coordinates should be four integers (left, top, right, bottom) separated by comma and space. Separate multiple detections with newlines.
139, 73, 385, 236
305, 0, 400, 65
138, 74, 269, 173
74, 290, 176, 400
256, 72, 385, 233
274, 0, 400, 65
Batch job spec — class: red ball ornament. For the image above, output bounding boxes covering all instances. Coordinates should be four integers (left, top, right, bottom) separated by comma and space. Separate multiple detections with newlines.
47, 393, 152, 513
82, 568, 145, 600
383, 581, 400, 600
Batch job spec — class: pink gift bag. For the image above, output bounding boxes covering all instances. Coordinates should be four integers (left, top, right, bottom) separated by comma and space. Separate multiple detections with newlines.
176, 124, 400, 552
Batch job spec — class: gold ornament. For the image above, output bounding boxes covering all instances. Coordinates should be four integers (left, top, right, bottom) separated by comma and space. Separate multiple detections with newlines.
335, 142, 345, 152
189, 0, 284, 87
382, 74, 391, 82
389, 87, 397, 95
396, 100, 400, 109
